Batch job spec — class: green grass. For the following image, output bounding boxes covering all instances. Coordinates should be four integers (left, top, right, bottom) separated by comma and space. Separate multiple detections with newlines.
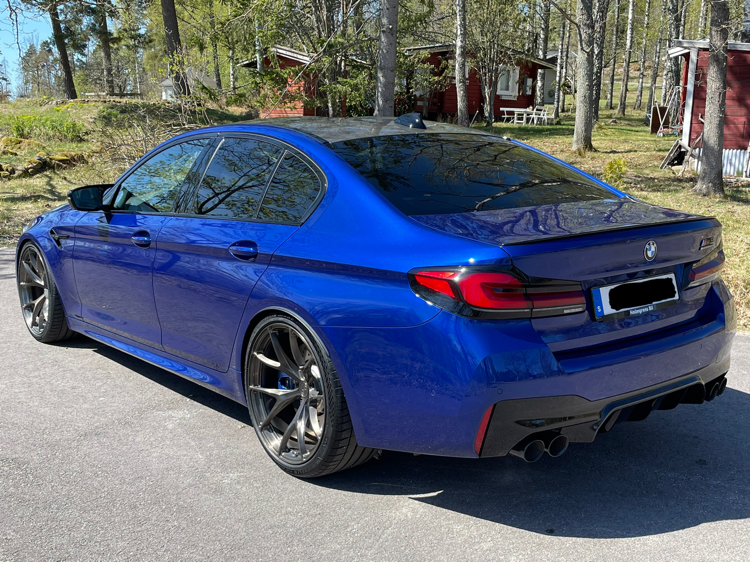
1, 96, 748, 330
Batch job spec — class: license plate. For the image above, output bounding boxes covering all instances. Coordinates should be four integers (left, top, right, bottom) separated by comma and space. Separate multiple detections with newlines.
591, 273, 679, 320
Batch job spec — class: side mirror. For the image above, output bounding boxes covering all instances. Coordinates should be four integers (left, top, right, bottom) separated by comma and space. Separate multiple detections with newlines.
67, 184, 112, 211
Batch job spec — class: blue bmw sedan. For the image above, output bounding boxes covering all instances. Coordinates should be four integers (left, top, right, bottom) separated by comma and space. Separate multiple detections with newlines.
16, 114, 735, 477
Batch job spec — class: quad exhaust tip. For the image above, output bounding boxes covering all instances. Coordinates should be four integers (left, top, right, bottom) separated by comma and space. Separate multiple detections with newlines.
509, 439, 545, 463
510, 434, 570, 462
545, 434, 570, 458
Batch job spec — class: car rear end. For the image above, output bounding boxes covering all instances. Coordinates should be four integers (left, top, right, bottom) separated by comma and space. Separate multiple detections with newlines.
329, 131, 735, 461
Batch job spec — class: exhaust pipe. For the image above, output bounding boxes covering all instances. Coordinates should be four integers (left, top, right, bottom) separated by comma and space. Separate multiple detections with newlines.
706, 381, 720, 402
509, 439, 545, 463
545, 434, 570, 458
717, 377, 728, 396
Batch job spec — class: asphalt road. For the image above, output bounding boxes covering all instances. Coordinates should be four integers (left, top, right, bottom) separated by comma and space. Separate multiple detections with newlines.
1, 247, 750, 561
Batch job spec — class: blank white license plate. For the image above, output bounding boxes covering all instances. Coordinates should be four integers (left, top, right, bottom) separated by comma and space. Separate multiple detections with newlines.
591, 273, 679, 319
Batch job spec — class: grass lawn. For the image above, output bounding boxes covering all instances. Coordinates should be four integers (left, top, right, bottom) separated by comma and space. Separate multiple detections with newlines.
1, 97, 748, 329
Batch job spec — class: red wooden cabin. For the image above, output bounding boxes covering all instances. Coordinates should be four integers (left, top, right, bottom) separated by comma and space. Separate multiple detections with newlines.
405, 43, 555, 121
670, 39, 750, 174
239, 46, 324, 119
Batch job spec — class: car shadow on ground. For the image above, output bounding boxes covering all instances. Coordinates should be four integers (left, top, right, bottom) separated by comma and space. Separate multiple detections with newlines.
63, 336, 749, 540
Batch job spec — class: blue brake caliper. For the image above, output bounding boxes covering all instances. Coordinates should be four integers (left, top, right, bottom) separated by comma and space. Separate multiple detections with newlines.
278, 373, 294, 390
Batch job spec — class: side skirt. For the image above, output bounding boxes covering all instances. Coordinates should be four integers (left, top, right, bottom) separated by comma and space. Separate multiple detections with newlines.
67, 317, 246, 405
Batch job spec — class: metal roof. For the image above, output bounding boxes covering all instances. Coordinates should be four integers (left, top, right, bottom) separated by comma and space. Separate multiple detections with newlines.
242, 116, 496, 144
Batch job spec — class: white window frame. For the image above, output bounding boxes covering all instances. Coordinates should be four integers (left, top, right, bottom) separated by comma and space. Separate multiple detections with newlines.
496, 64, 520, 98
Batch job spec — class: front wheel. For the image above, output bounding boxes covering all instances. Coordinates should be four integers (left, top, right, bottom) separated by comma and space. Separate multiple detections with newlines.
245, 314, 377, 478
17, 242, 74, 343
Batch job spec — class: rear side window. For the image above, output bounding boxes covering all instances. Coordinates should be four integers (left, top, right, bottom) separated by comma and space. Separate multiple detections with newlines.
194, 137, 283, 219
258, 152, 322, 224
330, 134, 615, 216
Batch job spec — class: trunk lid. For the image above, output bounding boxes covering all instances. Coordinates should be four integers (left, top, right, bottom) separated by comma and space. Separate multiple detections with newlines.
411, 199, 723, 354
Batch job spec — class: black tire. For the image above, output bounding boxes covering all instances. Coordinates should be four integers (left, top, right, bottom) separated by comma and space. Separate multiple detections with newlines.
17, 242, 75, 343
244, 314, 378, 478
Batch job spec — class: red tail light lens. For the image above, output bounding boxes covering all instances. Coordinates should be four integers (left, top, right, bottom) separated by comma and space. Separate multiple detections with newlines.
410, 268, 586, 318
413, 271, 458, 298
688, 248, 725, 287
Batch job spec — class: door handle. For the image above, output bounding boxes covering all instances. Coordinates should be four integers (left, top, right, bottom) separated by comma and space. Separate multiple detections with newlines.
131, 231, 152, 248
228, 241, 259, 261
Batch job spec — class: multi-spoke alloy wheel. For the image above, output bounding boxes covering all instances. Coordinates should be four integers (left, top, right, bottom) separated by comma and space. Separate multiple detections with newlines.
245, 315, 377, 477
18, 244, 50, 336
17, 243, 73, 343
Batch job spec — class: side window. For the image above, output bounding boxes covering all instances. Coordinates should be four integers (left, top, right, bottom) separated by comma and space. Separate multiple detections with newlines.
113, 139, 209, 213
194, 137, 283, 219
258, 152, 322, 224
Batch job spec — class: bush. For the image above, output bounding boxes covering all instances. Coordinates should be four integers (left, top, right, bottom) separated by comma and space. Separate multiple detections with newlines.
603, 157, 627, 187
2, 114, 85, 142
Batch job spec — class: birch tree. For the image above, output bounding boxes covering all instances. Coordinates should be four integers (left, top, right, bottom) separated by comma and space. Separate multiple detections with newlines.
374, 0, 399, 116
742, 0, 750, 41
605, 0, 620, 110
633, 0, 651, 110
553, 14, 567, 118
615, 0, 635, 116
694, 0, 729, 197
536, 0, 551, 107
647, 0, 666, 112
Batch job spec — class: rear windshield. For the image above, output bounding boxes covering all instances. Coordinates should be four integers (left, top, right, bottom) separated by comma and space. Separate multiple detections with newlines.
330, 134, 616, 216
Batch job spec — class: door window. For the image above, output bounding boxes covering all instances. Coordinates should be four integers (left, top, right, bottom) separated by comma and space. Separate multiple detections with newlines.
112, 138, 210, 213
194, 137, 283, 219
258, 152, 322, 224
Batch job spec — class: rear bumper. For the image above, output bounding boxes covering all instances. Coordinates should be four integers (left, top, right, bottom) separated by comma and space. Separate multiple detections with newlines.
479, 361, 729, 457
322, 280, 735, 458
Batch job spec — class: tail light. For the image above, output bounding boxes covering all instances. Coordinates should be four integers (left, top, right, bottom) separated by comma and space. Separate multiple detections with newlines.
687, 247, 725, 288
409, 268, 586, 319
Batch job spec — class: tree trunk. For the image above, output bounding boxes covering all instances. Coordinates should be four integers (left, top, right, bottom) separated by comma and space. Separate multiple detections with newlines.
95, 0, 114, 96
208, 0, 222, 89
561, 22, 571, 112
633, 0, 651, 109
615, 0, 635, 116
694, 0, 728, 197
592, 0, 610, 121
573, 0, 596, 152
742, 0, 750, 42
48, 1, 77, 99
663, 0, 680, 105
553, 16, 567, 119
374, 0, 399, 117
605, 0, 620, 110
698, 0, 708, 37
649, 1, 666, 111
160, 0, 189, 96
535, 0, 551, 107
455, 0, 469, 126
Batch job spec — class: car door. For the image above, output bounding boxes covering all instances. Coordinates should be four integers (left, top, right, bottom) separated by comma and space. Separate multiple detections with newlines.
72, 137, 213, 347
153, 135, 325, 372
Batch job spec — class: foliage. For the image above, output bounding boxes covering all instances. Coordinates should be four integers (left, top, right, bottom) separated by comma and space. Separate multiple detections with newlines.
602, 156, 627, 187
0, 114, 85, 142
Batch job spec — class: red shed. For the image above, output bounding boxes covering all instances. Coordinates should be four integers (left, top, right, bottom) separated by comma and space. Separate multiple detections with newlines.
670, 39, 750, 174
239, 46, 324, 119
405, 43, 555, 121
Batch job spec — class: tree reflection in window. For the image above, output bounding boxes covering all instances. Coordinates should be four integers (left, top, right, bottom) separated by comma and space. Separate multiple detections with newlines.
114, 139, 210, 213
258, 152, 321, 224
331, 134, 614, 216
195, 138, 283, 219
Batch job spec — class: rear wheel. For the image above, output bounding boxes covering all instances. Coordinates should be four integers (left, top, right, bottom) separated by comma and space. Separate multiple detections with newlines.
17, 243, 74, 343
245, 314, 377, 478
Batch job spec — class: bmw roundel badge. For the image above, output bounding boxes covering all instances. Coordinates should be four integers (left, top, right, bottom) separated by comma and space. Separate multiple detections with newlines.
644, 240, 657, 262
